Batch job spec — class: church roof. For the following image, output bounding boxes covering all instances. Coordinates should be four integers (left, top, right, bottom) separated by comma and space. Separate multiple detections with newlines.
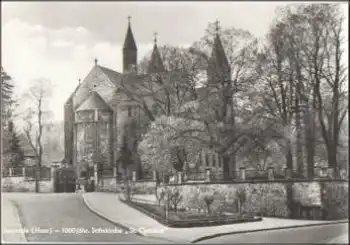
209, 34, 230, 70
76, 91, 111, 111
65, 83, 81, 106
148, 44, 165, 73
123, 23, 137, 50
97, 65, 123, 86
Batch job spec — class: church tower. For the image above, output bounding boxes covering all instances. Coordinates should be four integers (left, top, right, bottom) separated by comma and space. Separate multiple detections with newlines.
207, 20, 231, 84
123, 16, 137, 74
147, 32, 165, 74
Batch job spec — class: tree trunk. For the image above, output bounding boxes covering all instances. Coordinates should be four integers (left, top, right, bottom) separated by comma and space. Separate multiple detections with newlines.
35, 166, 40, 193
305, 110, 315, 179
295, 107, 304, 176
286, 141, 293, 170
286, 182, 294, 218
222, 155, 231, 180
328, 145, 338, 177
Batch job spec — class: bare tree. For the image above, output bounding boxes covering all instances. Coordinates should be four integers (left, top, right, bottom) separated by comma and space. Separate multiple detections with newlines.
21, 79, 53, 192
256, 23, 296, 173
313, 4, 348, 177
283, 4, 349, 177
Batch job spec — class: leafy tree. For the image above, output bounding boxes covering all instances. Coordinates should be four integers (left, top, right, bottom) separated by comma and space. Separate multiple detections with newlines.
138, 115, 214, 174
1, 67, 15, 126
5, 121, 24, 168
1, 67, 19, 170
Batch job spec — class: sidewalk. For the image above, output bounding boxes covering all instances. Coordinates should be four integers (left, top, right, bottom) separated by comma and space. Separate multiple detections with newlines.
83, 192, 348, 243
1, 195, 27, 243
328, 234, 349, 243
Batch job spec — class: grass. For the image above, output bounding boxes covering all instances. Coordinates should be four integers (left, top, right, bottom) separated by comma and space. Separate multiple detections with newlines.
121, 198, 261, 228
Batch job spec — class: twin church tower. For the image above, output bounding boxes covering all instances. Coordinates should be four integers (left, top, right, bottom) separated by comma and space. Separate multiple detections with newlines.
123, 16, 165, 74
122, 17, 230, 82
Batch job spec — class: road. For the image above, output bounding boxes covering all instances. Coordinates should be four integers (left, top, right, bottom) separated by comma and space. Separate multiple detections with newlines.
197, 222, 349, 244
3, 193, 172, 243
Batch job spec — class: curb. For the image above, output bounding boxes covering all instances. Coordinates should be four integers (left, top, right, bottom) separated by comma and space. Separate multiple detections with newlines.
191, 220, 349, 243
80, 193, 348, 244
2, 198, 28, 243
81, 193, 144, 237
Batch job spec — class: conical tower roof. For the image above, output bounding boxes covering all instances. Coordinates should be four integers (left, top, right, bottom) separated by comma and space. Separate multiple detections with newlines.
123, 20, 137, 50
209, 33, 229, 70
148, 43, 165, 73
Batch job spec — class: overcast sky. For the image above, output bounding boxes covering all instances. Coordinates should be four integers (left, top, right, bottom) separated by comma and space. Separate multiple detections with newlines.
1, 2, 348, 122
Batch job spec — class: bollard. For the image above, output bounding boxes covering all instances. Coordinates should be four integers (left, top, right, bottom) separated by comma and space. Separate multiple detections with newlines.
268, 167, 274, 181
240, 167, 246, 181
315, 167, 322, 178
285, 168, 293, 180
50, 167, 55, 180
327, 168, 335, 179
132, 171, 136, 182
9, 168, 13, 177
178, 171, 183, 184
205, 168, 211, 182
153, 170, 158, 181
94, 164, 98, 190
113, 167, 117, 177
22, 167, 26, 177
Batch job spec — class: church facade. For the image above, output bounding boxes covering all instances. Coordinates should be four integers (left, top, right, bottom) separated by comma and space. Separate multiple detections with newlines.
63, 19, 231, 177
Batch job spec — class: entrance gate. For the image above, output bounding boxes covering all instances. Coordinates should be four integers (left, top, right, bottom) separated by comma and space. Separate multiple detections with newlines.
53, 167, 76, 193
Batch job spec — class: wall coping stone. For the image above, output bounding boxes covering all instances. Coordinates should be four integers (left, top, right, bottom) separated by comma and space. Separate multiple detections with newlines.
166, 179, 348, 186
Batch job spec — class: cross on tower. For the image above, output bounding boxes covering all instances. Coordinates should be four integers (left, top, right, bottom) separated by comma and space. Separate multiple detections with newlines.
128, 16, 132, 25
94, 58, 98, 65
154, 32, 158, 45
214, 19, 220, 34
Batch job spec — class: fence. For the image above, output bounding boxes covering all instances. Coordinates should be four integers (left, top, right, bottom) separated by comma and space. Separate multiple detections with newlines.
157, 166, 347, 184
86, 165, 348, 188
2, 166, 52, 180
100, 167, 114, 178
140, 170, 153, 181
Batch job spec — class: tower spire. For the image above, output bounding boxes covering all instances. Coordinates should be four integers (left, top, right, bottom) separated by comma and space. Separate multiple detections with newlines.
154, 32, 158, 45
207, 19, 231, 84
214, 19, 220, 35
123, 15, 137, 73
148, 32, 165, 74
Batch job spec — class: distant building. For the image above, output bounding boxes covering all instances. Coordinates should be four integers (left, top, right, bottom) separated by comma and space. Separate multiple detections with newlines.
18, 134, 37, 166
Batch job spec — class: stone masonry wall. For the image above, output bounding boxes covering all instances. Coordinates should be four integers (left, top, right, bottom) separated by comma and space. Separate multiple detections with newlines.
99, 177, 156, 195
160, 182, 289, 217
152, 180, 348, 220
322, 181, 348, 220
2, 177, 54, 193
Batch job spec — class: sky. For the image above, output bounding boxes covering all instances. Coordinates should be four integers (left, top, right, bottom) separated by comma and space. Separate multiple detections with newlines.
1, 2, 348, 122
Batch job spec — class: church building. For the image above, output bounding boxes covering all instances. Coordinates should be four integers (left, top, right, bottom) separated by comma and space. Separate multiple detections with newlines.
63, 18, 231, 177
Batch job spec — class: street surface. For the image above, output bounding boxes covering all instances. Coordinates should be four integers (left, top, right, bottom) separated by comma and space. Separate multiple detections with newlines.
3, 193, 172, 243
197, 222, 349, 243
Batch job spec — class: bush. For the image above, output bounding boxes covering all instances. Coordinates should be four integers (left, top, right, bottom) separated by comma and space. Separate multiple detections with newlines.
2, 178, 14, 192
17, 186, 31, 192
